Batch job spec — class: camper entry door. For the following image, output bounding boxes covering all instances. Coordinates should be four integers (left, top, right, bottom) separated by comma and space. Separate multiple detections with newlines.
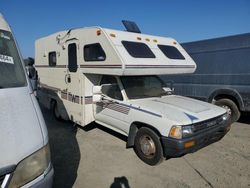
66, 42, 83, 125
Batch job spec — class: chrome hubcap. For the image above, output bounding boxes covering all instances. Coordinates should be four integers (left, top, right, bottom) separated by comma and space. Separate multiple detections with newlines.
139, 135, 156, 158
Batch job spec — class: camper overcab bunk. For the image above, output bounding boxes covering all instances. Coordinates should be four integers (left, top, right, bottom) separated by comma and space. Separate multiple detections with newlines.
35, 22, 231, 165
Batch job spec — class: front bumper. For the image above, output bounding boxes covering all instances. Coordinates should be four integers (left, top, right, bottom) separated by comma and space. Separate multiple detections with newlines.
161, 120, 231, 157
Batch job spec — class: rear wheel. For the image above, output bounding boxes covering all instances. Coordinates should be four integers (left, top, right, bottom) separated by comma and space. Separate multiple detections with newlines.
215, 98, 240, 123
134, 127, 163, 166
51, 100, 62, 120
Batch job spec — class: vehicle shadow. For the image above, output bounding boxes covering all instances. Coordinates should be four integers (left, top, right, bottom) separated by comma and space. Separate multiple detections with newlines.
110, 176, 131, 188
40, 105, 81, 188
238, 112, 250, 124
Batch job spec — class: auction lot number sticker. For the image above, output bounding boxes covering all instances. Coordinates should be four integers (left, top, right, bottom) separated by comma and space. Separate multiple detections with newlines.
0, 54, 14, 64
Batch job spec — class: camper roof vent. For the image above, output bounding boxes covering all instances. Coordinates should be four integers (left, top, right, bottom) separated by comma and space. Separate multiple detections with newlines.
122, 20, 141, 33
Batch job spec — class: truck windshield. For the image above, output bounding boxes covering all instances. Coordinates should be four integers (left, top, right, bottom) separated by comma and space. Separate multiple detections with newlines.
0, 30, 26, 89
120, 76, 168, 99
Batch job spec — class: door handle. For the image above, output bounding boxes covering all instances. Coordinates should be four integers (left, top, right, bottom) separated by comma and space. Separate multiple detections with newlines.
65, 74, 71, 84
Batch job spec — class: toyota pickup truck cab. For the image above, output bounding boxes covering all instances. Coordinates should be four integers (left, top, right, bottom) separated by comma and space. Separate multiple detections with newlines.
0, 14, 53, 187
35, 21, 231, 165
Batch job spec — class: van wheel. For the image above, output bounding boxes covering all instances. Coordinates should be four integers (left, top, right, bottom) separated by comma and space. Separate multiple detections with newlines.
215, 99, 240, 123
51, 100, 62, 120
134, 127, 163, 166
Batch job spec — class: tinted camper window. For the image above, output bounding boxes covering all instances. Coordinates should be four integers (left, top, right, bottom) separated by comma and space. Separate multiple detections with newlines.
122, 41, 155, 58
158, 45, 185, 60
84, 43, 106, 61
68, 43, 77, 72
48, 52, 56, 66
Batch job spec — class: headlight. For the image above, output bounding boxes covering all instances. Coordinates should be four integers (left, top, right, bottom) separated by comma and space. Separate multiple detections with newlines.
169, 125, 182, 139
8, 144, 51, 188
169, 125, 194, 139
222, 113, 229, 121
182, 125, 194, 137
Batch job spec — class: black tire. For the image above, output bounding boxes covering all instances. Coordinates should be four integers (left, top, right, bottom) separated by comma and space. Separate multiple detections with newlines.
51, 100, 62, 120
134, 127, 163, 166
215, 98, 240, 123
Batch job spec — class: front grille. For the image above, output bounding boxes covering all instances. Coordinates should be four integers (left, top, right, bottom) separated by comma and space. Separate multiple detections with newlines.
193, 115, 223, 133
0, 174, 5, 186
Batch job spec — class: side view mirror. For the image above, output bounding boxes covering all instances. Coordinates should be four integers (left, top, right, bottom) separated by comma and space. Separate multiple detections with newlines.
92, 86, 102, 103
93, 86, 102, 95
164, 80, 175, 94
163, 87, 174, 94
92, 84, 118, 103
92, 95, 102, 103
24, 57, 35, 66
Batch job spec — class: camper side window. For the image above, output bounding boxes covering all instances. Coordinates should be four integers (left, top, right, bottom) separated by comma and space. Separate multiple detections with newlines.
84, 43, 106, 61
48, 52, 56, 67
122, 41, 155, 58
158, 45, 185, 60
100, 76, 123, 101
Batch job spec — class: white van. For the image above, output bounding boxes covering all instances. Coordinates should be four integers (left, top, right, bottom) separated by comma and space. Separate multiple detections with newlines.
35, 22, 231, 165
0, 14, 53, 187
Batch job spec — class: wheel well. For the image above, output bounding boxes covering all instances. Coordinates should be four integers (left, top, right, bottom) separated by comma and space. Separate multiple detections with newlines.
126, 122, 161, 148
213, 94, 240, 109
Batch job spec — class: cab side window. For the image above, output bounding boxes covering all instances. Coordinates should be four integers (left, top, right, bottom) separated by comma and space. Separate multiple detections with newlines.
100, 76, 123, 101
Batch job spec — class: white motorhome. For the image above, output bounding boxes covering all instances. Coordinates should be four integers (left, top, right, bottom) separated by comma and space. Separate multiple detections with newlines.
0, 14, 53, 187
35, 22, 231, 165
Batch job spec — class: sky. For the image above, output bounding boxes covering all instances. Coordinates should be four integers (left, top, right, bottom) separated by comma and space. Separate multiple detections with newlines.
1, 0, 250, 58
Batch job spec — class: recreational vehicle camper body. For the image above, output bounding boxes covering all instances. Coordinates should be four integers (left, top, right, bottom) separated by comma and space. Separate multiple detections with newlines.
36, 25, 231, 165
0, 14, 53, 187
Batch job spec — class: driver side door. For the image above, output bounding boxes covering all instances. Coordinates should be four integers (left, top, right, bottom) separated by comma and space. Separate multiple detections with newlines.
94, 76, 130, 134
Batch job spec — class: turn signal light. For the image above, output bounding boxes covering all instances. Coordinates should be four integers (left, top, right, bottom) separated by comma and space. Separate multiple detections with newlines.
184, 140, 195, 148
97, 30, 101, 36
169, 126, 182, 139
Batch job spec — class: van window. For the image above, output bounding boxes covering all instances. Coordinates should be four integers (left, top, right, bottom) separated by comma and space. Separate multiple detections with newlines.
68, 43, 77, 72
100, 76, 123, 101
158, 45, 185, 60
0, 30, 26, 88
122, 41, 156, 58
84, 43, 106, 61
48, 52, 56, 66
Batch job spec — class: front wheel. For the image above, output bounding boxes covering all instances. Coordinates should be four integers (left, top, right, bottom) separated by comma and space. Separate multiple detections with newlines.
134, 127, 164, 166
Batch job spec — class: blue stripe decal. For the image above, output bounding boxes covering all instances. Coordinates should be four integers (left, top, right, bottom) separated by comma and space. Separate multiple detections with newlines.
184, 113, 199, 122
118, 103, 162, 118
